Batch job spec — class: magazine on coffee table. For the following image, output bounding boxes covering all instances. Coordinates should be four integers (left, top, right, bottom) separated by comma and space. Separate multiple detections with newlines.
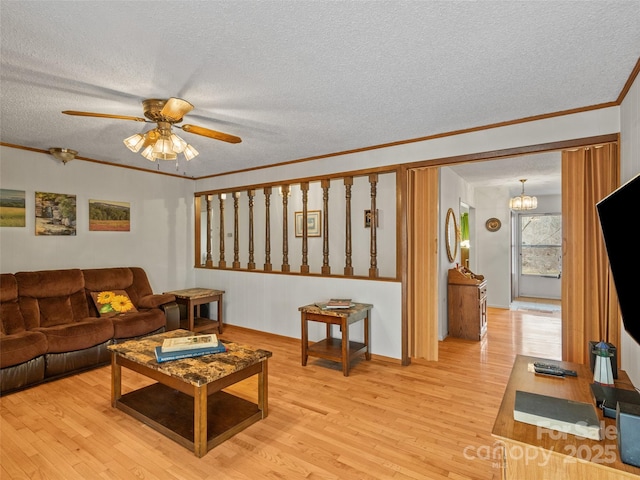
161, 334, 218, 353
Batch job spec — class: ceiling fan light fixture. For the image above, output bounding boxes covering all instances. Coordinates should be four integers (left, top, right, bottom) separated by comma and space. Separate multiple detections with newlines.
509, 179, 538, 210
123, 133, 145, 152
183, 144, 199, 161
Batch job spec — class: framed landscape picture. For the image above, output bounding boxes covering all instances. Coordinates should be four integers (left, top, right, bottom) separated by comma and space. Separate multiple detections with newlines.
0, 189, 26, 227
295, 210, 321, 237
35, 191, 76, 236
89, 199, 130, 231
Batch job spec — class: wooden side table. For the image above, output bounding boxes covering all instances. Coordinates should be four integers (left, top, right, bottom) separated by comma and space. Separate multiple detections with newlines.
164, 288, 225, 334
298, 303, 372, 376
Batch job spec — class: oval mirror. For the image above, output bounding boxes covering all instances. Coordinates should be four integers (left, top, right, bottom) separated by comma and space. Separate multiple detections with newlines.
445, 207, 458, 263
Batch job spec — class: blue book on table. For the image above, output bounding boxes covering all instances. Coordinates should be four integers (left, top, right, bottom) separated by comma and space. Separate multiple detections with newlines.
154, 343, 227, 363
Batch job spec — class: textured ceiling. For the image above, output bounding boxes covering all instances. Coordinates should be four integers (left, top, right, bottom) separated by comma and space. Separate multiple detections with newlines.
1, 1, 638, 189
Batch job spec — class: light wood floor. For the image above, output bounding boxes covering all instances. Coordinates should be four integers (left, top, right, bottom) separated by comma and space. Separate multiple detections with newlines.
0, 307, 561, 480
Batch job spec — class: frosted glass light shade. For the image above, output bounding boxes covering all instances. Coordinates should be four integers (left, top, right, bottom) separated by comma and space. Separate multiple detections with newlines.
123, 133, 145, 152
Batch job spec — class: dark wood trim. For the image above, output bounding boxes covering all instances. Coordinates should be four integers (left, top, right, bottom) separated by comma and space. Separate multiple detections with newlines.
399, 134, 621, 171
0, 142, 189, 179
193, 104, 622, 180
616, 57, 640, 104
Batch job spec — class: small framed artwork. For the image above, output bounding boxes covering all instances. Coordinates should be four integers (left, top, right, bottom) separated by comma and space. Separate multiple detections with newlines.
364, 209, 379, 228
35, 191, 76, 236
295, 210, 321, 237
0, 189, 26, 227
89, 199, 131, 231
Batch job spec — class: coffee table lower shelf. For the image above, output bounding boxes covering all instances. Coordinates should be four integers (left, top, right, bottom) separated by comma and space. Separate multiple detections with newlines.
115, 383, 262, 453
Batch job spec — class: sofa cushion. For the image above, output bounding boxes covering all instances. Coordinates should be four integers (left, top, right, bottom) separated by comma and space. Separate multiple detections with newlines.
0, 301, 26, 335
90, 290, 138, 317
0, 331, 48, 368
16, 269, 84, 297
111, 310, 165, 339
35, 318, 114, 353
0, 273, 18, 302
16, 269, 89, 328
1, 274, 26, 335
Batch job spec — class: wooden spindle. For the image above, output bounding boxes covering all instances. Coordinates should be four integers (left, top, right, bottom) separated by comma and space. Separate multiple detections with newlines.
281, 185, 290, 272
368, 174, 378, 278
233, 192, 240, 269
321, 179, 330, 275
264, 187, 272, 272
300, 182, 309, 274
205, 195, 213, 267
218, 193, 226, 268
248, 189, 255, 270
344, 177, 353, 276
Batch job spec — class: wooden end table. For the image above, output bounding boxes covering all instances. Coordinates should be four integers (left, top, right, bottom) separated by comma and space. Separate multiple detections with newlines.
164, 288, 225, 334
108, 329, 271, 457
298, 302, 372, 376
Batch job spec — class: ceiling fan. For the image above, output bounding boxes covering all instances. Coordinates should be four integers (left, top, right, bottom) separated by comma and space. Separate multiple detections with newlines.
62, 97, 241, 162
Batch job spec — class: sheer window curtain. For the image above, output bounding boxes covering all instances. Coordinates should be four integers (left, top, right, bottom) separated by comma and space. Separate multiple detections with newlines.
561, 143, 620, 365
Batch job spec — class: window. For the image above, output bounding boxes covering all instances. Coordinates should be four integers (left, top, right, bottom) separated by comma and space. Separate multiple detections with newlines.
519, 214, 562, 276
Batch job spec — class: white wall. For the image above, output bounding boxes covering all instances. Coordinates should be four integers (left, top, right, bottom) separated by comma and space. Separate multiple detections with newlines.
619, 72, 640, 388
0, 147, 194, 293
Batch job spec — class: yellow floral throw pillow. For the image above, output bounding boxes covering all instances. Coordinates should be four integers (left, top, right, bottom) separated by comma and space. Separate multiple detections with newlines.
90, 290, 138, 317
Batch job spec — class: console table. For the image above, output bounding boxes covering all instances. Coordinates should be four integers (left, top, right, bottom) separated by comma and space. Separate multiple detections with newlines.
492, 354, 640, 479
298, 302, 372, 376
164, 288, 225, 334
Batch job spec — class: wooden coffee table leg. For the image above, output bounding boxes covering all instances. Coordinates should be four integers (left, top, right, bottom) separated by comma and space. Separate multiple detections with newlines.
194, 385, 208, 457
111, 353, 121, 407
258, 360, 269, 418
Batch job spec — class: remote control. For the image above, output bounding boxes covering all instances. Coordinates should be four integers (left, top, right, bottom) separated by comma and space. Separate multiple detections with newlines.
534, 366, 566, 376
533, 362, 577, 377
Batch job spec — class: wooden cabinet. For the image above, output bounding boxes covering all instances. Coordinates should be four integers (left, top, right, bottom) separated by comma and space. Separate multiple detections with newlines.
447, 268, 487, 340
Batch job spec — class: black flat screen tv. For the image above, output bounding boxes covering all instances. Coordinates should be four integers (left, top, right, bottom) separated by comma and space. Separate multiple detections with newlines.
596, 172, 640, 345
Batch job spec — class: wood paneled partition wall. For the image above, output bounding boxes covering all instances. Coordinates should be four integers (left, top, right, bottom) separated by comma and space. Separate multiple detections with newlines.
194, 170, 399, 280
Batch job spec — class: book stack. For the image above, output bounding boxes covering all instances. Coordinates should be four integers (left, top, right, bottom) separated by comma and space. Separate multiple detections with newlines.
323, 298, 354, 309
513, 390, 602, 440
154, 334, 227, 363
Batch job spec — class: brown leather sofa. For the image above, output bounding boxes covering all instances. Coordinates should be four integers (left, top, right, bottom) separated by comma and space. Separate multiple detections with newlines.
0, 267, 179, 395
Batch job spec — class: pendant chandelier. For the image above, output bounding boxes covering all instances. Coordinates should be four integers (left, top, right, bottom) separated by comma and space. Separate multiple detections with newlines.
509, 179, 538, 210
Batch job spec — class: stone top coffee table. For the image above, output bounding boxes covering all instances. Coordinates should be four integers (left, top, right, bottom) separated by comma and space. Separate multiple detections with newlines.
108, 329, 272, 457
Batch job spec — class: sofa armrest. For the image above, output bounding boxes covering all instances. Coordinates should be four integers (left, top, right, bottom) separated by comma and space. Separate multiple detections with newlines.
161, 302, 180, 331
137, 293, 175, 309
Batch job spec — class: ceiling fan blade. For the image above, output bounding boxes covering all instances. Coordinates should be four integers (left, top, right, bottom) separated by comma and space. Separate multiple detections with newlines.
180, 124, 242, 144
160, 98, 194, 122
62, 110, 147, 122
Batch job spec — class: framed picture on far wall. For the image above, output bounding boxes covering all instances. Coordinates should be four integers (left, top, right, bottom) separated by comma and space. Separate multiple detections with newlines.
89, 199, 130, 231
295, 210, 321, 237
0, 189, 26, 227
35, 191, 76, 236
